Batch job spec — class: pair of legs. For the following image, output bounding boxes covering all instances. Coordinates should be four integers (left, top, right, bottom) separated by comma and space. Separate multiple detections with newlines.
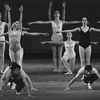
79, 45, 91, 68
62, 56, 75, 74
51, 44, 63, 72
84, 74, 98, 89
0, 43, 5, 73
9, 48, 23, 68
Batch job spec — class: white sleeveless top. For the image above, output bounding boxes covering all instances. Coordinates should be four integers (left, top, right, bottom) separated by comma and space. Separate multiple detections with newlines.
64, 41, 76, 57
0, 22, 6, 40
51, 21, 63, 42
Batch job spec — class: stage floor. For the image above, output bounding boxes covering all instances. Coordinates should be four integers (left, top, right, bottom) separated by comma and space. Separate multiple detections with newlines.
0, 58, 100, 100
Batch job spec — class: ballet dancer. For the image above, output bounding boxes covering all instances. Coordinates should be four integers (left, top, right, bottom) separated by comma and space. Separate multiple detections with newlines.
65, 65, 100, 90
59, 17, 100, 68
0, 4, 48, 68
28, 1, 80, 72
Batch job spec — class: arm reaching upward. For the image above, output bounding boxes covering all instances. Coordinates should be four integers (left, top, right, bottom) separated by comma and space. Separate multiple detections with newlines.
5, 4, 11, 31
48, 1, 52, 21
41, 41, 64, 44
62, 1, 66, 21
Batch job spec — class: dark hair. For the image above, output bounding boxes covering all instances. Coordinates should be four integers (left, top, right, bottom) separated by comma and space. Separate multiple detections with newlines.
10, 62, 21, 70
85, 65, 92, 71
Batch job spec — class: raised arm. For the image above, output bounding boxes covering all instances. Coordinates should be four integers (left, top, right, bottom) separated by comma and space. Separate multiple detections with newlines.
41, 41, 64, 44
19, 5, 23, 31
48, 1, 52, 21
22, 31, 49, 36
63, 20, 81, 25
5, 4, 11, 31
62, 1, 66, 21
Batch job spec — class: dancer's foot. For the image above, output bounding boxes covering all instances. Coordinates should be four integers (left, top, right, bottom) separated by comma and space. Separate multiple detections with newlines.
53, 68, 58, 72
87, 83, 92, 90
65, 71, 73, 75
58, 68, 63, 72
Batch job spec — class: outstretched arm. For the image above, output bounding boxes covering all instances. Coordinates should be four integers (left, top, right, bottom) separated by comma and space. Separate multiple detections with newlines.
41, 41, 64, 44
27, 21, 51, 25
58, 28, 80, 33
48, 1, 52, 21
90, 27, 100, 32
91, 42, 99, 45
22, 31, 49, 36
19, 5, 23, 31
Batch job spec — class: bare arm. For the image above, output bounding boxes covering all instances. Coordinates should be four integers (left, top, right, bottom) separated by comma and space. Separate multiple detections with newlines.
22, 31, 49, 36
59, 28, 80, 33
91, 42, 99, 45
90, 27, 100, 32
62, 1, 66, 21
48, 1, 52, 21
19, 5, 23, 31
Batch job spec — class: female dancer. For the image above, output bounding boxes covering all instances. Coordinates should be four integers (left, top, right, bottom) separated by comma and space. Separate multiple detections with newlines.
41, 32, 78, 74
0, 4, 48, 68
0, 12, 8, 74
28, 1, 80, 72
59, 17, 100, 68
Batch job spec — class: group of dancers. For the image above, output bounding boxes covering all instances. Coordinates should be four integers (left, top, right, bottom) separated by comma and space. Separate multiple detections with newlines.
0, 1, 100, 97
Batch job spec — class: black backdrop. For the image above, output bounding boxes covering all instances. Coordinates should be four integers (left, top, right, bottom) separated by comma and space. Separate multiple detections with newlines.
0, 0, 100, 58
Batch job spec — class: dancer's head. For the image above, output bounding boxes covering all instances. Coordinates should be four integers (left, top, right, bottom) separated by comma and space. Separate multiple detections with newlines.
85, 65, 92, 74
10, 62, 21, 75
66, 32, 72, 39
54, 11, 60, 20
82, 17, 88, 26
12, 21, 20, 30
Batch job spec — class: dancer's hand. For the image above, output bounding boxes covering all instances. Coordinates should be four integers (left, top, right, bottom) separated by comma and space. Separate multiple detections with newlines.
28, 94, 34, 97
19, 5, 23, 12
5, 4, 11, 11
31, 88, 38, 91
49, 1, 52, 7
65, 86, 70, 91
40, 42, 46, 44
43, 33, 49, 36
62, 1, 66, 7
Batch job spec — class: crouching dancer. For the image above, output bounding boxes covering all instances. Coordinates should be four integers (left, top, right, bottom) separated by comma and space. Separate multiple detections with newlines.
65, 65, 100, 90
0, 62, 36, 97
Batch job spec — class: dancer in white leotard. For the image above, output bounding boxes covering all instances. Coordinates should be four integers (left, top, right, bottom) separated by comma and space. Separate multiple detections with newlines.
62, 32, 78, 74
0, 4, 48, 68
28, 1, 80, 72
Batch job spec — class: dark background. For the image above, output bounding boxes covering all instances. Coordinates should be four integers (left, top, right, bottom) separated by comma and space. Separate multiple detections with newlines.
0, 0, 100, 59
